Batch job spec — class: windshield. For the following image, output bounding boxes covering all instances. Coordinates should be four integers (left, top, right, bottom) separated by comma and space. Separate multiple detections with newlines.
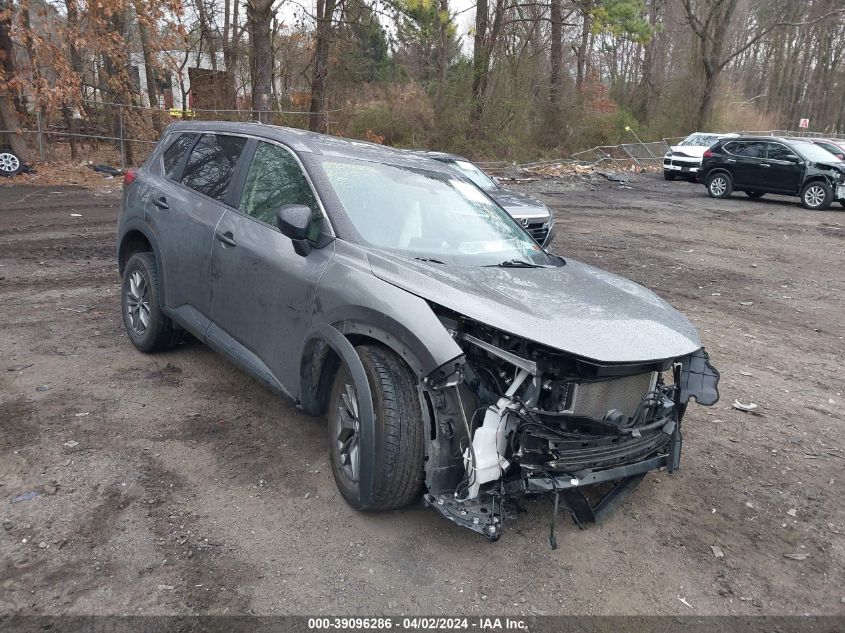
680, 134, 720, 147
442, 159, 498, 191
319, 158, 553, 266
793, 141, 844, 163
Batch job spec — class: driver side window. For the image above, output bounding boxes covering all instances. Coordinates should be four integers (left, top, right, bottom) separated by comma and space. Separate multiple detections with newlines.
239, 142, 321, 238
767, 143, 798, 162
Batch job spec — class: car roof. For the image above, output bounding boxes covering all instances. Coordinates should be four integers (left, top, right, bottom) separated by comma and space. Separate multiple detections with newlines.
686, 132, 736, 136
722, 136, 803, 143
411, 150, 466, 161
165, 121, 455, 174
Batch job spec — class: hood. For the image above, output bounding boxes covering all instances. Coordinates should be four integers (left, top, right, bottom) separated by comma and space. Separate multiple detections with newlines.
488, 188, 550, 219
365, 251, 702, 364
809, 160, 845, 174
668, 145, 709, 158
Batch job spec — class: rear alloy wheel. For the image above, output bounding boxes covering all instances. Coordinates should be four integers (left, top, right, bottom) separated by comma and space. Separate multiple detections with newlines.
800, 181, 832, 210
745, 191, 765, 199
121, 252, 182, 352
0, 150, 23, 177
707, 172, 732, 199
328, 345, 426, 511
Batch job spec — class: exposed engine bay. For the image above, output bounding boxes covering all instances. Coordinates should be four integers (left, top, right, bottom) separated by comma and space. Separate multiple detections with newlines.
421, 307, 720, 545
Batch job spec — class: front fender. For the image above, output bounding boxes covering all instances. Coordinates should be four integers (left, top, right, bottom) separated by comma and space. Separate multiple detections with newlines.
305, 324, 377, 507
298, 244, 463, 413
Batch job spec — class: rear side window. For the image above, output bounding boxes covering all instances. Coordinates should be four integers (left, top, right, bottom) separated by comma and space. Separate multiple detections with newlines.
727, 141, 767, 158
162, 133, 197, 179
180, 134, 248, 202
239, 141, 321, 237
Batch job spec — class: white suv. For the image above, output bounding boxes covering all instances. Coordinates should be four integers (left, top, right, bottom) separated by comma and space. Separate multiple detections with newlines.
663, 132, 737, 181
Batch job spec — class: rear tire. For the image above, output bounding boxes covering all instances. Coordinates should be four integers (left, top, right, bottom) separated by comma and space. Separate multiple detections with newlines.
801, 181, 832, 210
707, 172, 732, 199
121, 252, 182, 353
745, 191, 765, 199
328, 345, 426, 511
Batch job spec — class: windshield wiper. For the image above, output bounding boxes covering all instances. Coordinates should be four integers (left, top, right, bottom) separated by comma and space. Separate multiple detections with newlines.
413, 257, 446, 265
485, 259, 549, 268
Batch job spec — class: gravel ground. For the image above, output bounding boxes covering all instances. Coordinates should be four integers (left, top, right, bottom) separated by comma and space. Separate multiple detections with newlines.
1, 173, 843, 616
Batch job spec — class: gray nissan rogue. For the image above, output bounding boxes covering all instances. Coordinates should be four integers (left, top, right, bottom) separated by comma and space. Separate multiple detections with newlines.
118, 122, 720, 544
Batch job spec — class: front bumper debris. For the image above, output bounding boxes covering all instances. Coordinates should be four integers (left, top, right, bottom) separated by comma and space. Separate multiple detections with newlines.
426, 450, 674, 542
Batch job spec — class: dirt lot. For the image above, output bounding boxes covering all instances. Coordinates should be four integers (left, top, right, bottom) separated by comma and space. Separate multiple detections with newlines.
1, 172, 843, 616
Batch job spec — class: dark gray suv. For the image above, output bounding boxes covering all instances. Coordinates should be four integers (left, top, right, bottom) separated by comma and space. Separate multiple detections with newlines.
118, 122, 719, 543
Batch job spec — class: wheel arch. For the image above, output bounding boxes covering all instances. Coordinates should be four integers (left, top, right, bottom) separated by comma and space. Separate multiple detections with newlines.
298, 319, 449, 418
298, 321, 467, 498
118, 221, 166, 302
802, 175, 833, 189
706, 168, 732, 181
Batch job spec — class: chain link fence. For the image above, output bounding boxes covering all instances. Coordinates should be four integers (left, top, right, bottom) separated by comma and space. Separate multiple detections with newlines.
3, 104, 844, 173
0, 100, 325, 169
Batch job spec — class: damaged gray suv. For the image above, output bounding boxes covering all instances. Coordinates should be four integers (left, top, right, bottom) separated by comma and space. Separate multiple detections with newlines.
118, 122, 720, 544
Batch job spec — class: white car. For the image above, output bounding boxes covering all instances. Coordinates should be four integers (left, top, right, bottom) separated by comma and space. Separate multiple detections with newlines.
663, 132, 737, 181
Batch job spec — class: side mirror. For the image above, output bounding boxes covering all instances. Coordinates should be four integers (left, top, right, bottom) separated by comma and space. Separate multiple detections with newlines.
784, 155, 801, 164
492, 176, 502, 186
276, 204, 313, 256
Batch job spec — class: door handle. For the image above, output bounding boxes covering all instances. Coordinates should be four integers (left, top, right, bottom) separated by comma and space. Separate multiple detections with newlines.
760, 163, 771, 168
151, 195, 169, 209
215, 230, 237, 247
726, 159, 736, 163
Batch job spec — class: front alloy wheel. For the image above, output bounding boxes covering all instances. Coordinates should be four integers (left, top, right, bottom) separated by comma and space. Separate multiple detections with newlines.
801, 181, 832, 210
333, 383, 361, 483
328, 345, 426, 511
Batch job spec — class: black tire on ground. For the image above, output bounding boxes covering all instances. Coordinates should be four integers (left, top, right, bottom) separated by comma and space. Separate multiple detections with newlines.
121, 252, 182, 353
800, 180, 832, 210
707, 172, 733, 199
0, 149, 24, 177
663, 171, 675, 181
745, 191, 765, 199
839, 200, 845, 209
328, 345, 426, 511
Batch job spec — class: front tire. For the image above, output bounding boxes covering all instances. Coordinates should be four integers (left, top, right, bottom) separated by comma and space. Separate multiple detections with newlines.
707, 172, 732, 199
801, 181, 832, 210
121, 252, 182, 353
663, 170, 675, 181
328, 345, 426, 511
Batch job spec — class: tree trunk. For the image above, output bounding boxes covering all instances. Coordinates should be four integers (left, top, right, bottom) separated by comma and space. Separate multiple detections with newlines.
575, 0, 592, 93
222, 0, 239, 104
549, 0, 562, 111
309, 0, 337, 132
470, 0, 488, 126
434, 0, 450, 114
248, 0, 274, 119
0, 0, 28, 160
134, 0, 162, 134
194, 0, 218, 70
63, 0, 85, 155
469, 0, 503, 128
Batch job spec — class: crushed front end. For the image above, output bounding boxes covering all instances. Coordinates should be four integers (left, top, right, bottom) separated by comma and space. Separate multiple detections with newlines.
422, 309, 720, 545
